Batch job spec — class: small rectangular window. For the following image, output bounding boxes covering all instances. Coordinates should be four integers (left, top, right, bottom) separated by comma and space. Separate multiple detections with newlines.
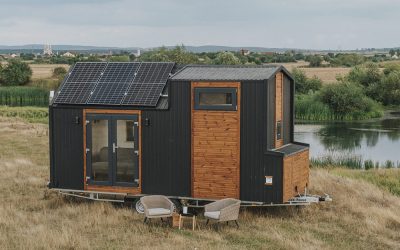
194, 87, 237, 110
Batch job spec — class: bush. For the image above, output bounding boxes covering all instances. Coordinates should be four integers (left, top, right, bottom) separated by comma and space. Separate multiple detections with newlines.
305, 55, 323, 67
378, 71, 400, 105
319, 82, 383, 120
53, 67, 67, 78
295, 94, 334, 120
0, 60, 32, 86
347, 63, 381, 87
292, 68, 322, 94
0, 87, 49, 106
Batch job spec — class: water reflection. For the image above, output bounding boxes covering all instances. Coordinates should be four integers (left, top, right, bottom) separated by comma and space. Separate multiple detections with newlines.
294, 113, 400, 165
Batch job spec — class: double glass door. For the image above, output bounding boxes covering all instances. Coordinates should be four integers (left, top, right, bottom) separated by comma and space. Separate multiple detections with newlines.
86, 114, 139, 187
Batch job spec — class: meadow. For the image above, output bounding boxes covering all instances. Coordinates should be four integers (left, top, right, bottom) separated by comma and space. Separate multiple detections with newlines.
0, 116, 399, 249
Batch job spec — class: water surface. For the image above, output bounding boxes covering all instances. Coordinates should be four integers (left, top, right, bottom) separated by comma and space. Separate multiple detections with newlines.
294, 112, 400, 166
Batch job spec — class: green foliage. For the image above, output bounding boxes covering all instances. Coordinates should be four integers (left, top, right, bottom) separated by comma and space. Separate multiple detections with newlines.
0, 60, 32, 86
0, 106, 48, 123
292, 68, 322, 94
347, 63, 381, 87
383, 63, 400, 75
305, 55, 323, 67
0, 87, 48, 106
319, 82, 383, 120
213, 51, 241, 65
52, 67, 67, 78
295, 94, 334, 120
20, 53, 35, 60
329, 53, 366, 67
378, 71, 400, 105
140, 45, 199, 64
108, 55, 130, 62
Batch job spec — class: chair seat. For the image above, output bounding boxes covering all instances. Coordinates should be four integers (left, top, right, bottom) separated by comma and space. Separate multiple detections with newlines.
204, 211, 220, 220
148, 208, 171, 216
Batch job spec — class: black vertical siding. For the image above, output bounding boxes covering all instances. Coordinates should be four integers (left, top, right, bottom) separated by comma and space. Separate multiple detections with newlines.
141, 81, 191, 196
267, 76, 276, 150
263, 153, 283, 203
240, 80, 283, 203
51, 107, 84, 189
283, 74, 292, 145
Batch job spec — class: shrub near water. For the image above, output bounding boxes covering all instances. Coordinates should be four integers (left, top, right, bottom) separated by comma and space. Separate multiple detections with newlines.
0, 86, 49, 107
295, 94, 334, 120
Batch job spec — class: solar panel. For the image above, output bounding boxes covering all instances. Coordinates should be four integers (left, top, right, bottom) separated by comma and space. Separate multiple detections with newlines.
133, 62, 174, 83
122, 62, 173, 106
54, 62, 107, 104
87, 63, 140, 105
122, 83, 166, 106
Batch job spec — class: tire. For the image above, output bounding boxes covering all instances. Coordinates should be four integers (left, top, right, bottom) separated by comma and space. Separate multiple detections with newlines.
171, 199, 182, 213
133, 198, 145, 214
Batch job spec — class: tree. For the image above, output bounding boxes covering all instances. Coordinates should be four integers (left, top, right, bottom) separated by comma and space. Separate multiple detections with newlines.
213, 52, 240, 65
0, 59, 32, 86
379, 71, 400, 105
292, 68, 322, 94
347, 63, 381, 87
305, 55, 323, 67
319, 82, 380, 119
389, 49, 396, 57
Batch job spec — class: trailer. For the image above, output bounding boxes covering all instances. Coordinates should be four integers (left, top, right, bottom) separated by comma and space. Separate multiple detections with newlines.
49, 62, 324, 213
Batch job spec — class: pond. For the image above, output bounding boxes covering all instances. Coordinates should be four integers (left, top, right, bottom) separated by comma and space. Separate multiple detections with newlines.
294, 111, 400, 168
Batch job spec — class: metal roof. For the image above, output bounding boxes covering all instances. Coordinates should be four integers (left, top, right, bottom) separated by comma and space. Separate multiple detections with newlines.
171, 65, 288, 81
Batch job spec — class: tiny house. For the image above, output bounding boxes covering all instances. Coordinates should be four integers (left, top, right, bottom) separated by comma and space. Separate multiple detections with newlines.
49, 62, 310, 210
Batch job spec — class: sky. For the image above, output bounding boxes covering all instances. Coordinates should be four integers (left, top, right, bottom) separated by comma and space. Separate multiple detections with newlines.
0, 0, 399, 50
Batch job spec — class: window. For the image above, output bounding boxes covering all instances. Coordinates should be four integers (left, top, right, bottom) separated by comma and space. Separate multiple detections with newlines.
126, 121, 134, 142
194, 87, 237, 110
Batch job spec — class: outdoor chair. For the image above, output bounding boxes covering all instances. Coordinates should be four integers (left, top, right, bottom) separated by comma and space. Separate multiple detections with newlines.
204, 198, 241, 228
140, 195, 174, 224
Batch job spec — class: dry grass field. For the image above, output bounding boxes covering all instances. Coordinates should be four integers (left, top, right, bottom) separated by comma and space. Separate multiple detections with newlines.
0, 116, 400, 249
30, 64, 70, 79
274, 61, 351, 83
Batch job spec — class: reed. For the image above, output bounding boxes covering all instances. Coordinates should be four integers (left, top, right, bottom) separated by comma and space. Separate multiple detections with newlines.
0, 87, 49, 107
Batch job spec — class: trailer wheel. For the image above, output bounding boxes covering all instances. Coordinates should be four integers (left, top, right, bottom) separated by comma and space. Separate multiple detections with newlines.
134, 198, 145, 214
171, 199, 182, 213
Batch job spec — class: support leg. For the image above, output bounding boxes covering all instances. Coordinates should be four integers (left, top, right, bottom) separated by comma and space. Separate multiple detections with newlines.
143, 217, 147, 224
234, 220, 239, 229
206, 219, 209, 225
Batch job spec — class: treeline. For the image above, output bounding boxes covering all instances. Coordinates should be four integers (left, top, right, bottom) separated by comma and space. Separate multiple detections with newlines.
13, 45, 398, 67
294, 62, 400, 120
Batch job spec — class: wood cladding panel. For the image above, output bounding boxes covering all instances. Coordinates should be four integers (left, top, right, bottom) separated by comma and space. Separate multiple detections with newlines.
275, 72, 284, 148
191, 82, 240, 199
283, 150, 309, 202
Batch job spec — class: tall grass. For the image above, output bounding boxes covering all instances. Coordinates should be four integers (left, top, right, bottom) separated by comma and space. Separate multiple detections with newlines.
0, 86, 49, 107
295, 94, 383, 121
311, 155, 400, 169
0, 106, 48, 123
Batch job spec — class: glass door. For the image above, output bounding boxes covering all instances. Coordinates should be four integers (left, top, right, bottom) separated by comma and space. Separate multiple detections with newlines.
86, 114, 139, 188
112, 116, 139, 187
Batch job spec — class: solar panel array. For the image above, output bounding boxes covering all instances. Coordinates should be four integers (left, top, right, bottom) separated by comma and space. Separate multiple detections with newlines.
53, 62, 174, 106
54, 63, 107, 104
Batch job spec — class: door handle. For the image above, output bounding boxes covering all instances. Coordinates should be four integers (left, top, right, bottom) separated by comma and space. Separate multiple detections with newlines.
113, 142, 118, 153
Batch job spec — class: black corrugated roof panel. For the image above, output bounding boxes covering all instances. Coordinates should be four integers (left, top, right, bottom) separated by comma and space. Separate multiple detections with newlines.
171, 65, 284, 81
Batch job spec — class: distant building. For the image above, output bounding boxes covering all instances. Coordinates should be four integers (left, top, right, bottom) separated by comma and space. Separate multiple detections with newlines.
62, 52, 75, 58
43, 44, 53, 56
392, 55, 399, 59
10, 53, 18, 58
240, 49, 250, 56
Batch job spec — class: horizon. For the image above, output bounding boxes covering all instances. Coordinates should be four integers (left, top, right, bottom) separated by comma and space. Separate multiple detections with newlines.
0, 0, 399, 50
